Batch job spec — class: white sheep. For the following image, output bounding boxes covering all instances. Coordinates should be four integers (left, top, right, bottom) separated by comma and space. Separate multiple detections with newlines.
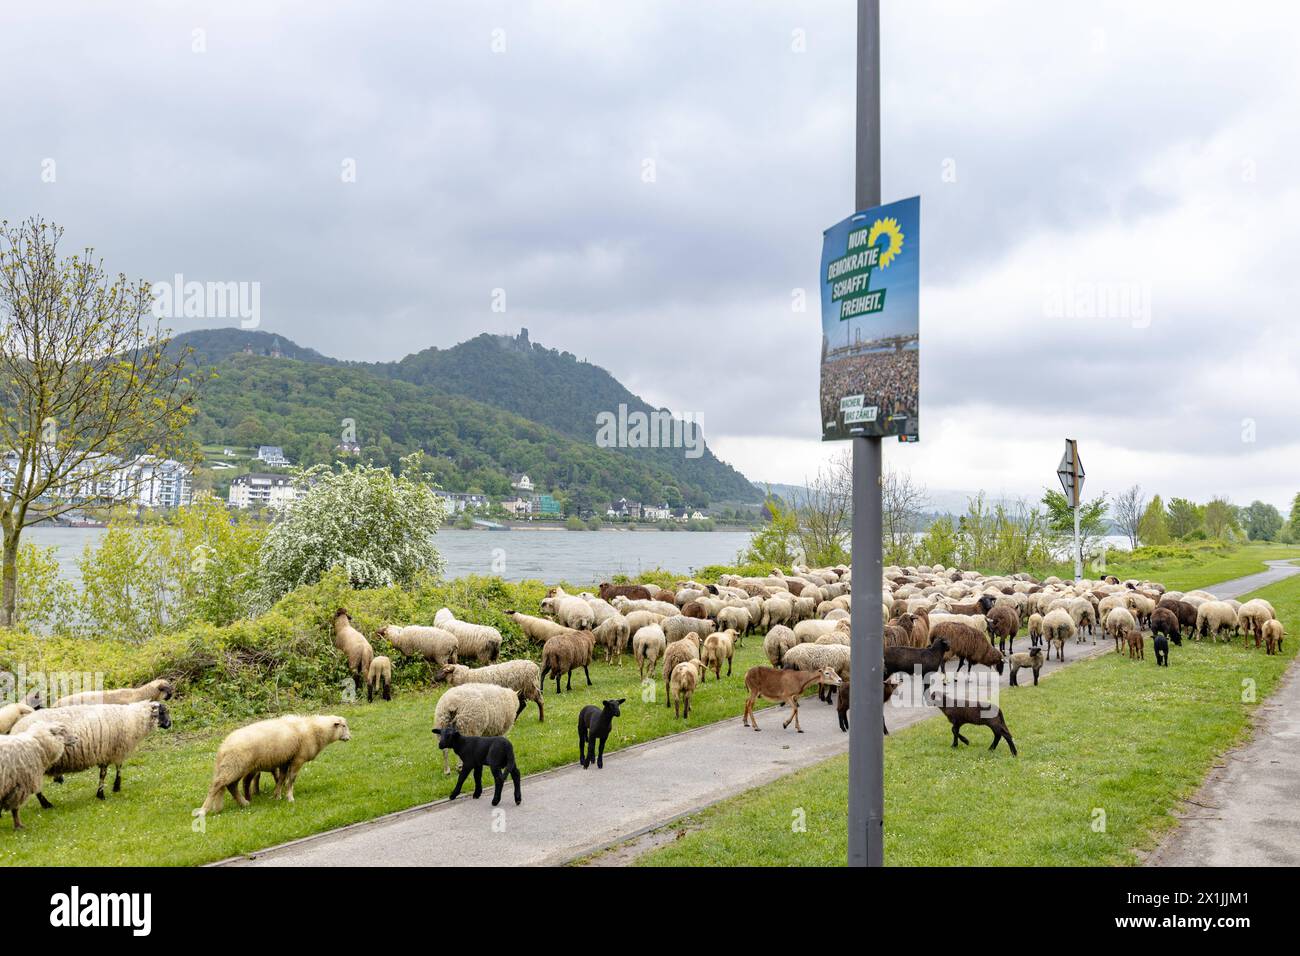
1237, 599, 1276, 641
0, 703, 36, 735
433, 608, 503, 663
367, 656, 393, 702
332, 608, 375, 685
633, 624, 667, 678
793, 618, 844, 644
433, 684, 519, 774
55, 677, 175, 708
1195, 601, 1238, 642
782, 642, 851, 683
198, 714, 351, 814
377, 624, 459, 665
669, 659, 706, 719
504, 610, 572, 645
593, 615, 631, 665
542, 586, 597, 630
716, 606, 752, 645
0, 722, 77, 829
1104, 607, 1137, 649
662, 614, 715, 644
700, 630, 736, 681
1041, 608, 1076, 661
437, 660, 544, 722
13, 701, 171, 804
763, 625, 797, 667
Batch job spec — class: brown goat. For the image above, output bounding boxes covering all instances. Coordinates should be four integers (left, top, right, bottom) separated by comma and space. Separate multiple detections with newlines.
741, 665, 841, 733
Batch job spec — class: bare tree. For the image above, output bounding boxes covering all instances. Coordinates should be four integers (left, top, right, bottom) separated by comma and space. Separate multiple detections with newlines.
1113, 484, 1145, 550
881, 468, 927, 565
0, 218, 200, 625
797, 450, 852, 565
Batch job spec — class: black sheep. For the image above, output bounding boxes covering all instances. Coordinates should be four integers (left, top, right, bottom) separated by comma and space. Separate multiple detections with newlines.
1153, 634, 1169, 667
434, 726, 522, 806
883, 637, 950, 681
577, 698, 625, 769
928, 688, 1017, 756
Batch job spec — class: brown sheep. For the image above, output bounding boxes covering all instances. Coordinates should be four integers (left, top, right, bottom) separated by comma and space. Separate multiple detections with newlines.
332, 609, 375, 688
1124, 629, 1145, 661
930, 621, 1004, 675
661, 634, 702, 707
985, 605, 1020, 655
680, 601, 708, 620
598, 582, 652, 602
539, 630, 595, 695
895, 610, 930, 648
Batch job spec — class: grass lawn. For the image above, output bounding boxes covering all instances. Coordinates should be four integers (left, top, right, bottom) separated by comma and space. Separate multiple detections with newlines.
634, 573, 1300, 867
0, 640, 772, 866
1102, 542, 1300, 592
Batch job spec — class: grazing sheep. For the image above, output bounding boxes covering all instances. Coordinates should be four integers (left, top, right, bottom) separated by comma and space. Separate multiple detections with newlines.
1027, 612, 1043, 649
927, 611, 989, 636
669, 660, 706, 719
1262, 619, 1284, 654
578, 698, 625, 769
985, 605, 1020, 655
624, 609, 667, 648
1237, 599, 1276, 646
433, 609, 504, 664
1124, 593, 1156, 628
1008, 647, 1044, 686
662, 614, 716, 644
819, 625, 854, 647
662, 635, 702, 706
1195, 601, 1238, 642
377, 624, 459, 666
0, 703, 36, 735
742, 665, 842, 733
55, 678, 175, 708
782, 643, 851, 702
930, 621, 1004, 675
504, 610, 571, 645
438, 660, 545, 721
435, 727, 521, 806
540, 630, 596, 694
433, 684, 519, 775
612, 596, 679, 617
1124, 629, 1145, 661
598, 581, 652, 602
700, 630, 736, 680
332, 609, 375, 687
1149, 607, 1183, 647
716, 606, 752, 645
1067, 597, 1097, 638
0, 722, 78, 829
927, 687, 1017, 756
14, 701, 171, 804
633, 624, 667, 678
761, 596, 795, 631
680, 600, 708, 620
794, 618, 847, 644
592, 615, 631, 665
198, 714, 350, 814
541, 587, 596, 631
763, 624, 797, 667
367, 656, 392, 702
1153, 634, 1169, 666
578, 593, 621, 626
1104, 607, 1137, 652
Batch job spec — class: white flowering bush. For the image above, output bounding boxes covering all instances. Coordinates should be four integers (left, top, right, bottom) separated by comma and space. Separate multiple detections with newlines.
256, 455, 446, 607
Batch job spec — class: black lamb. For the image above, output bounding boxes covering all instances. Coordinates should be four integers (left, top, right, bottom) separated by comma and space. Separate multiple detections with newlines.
578, 698, 625, 769
434, 726, 522, 806
883, 637, 950, 680
1153, 633, 1169, 667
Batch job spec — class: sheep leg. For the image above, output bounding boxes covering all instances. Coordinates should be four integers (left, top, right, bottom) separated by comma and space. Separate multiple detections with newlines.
579, 729, 588, 768
510, 765, 522, 805
596, 734, 606, 769
449, 765, 471, 800
515, 697, 527, 718
471, 766, 484, 799
583, 664, 592, 686
36, 791, 54, 809
113, 766, 122, 793
534, 695, 544, 722
490, 767, 506, 805
726, 658, 732, 677
96, 765, 108, 800
566, 669, 573, 691
11, 808, 21, 830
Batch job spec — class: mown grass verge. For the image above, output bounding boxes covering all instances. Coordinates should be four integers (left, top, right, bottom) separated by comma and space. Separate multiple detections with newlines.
1101, 542, 1300, 593
0, 637, 774, 866
634, 573, 1300, 867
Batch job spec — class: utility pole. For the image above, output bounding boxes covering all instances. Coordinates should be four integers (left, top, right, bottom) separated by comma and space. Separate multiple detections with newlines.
847, 0, 884, 869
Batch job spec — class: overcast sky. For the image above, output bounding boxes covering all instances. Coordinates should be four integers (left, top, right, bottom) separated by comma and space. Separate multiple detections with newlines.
3, 1, 1298, 511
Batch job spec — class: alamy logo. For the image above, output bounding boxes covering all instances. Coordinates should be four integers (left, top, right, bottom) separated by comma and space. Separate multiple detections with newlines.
595, 404, 704, 459
151, 273, 261, 328
49, 886, 151, 937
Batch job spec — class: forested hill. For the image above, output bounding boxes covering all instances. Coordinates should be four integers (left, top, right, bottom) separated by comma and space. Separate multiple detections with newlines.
174, 329, 760, 506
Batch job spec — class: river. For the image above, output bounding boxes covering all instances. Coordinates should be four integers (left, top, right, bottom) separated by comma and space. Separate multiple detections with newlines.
23, 526, 755, 586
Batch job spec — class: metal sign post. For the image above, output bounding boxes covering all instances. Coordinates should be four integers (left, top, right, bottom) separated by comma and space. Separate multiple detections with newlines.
1056, 439, 1085, 581
847, 0, 884, 869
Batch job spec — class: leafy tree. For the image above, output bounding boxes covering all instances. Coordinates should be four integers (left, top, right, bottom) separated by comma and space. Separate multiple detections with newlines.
1241, 500, 1283, 541
256, 454, 445, 606
741, 492, 799, 566
1113, 484, 1145, 549
915, 515, 959, 567
1041, 487, 1109, 568
1203, 497, 1239, 540
1139, 495, 1170, 544
1166, 497, 1204, 539
0, 218, 200, 625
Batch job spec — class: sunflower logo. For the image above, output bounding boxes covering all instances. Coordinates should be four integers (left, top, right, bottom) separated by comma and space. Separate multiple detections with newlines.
866, 217, 904, 268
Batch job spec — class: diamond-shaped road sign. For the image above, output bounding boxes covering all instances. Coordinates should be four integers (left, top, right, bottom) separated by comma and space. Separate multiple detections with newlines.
1056, 439, 1084, 506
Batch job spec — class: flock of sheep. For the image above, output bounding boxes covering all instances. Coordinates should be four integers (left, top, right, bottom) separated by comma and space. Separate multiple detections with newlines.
0, 560, 1288, 829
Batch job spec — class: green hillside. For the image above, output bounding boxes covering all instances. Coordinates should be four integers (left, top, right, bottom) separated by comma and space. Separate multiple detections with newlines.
174, 328, 760, 505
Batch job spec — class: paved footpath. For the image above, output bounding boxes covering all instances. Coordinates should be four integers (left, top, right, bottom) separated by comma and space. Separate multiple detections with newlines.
220, 560, 1299, 868
1146, 559, 1300, 866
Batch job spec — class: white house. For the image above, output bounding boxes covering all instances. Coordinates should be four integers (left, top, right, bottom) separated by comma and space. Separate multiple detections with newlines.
255, 445, 291, 467
643, 503, 672, 521
227, 473, 302, 510
500, 495, 532, 517
1, 451, 193, 509
510, 473, 534, 492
